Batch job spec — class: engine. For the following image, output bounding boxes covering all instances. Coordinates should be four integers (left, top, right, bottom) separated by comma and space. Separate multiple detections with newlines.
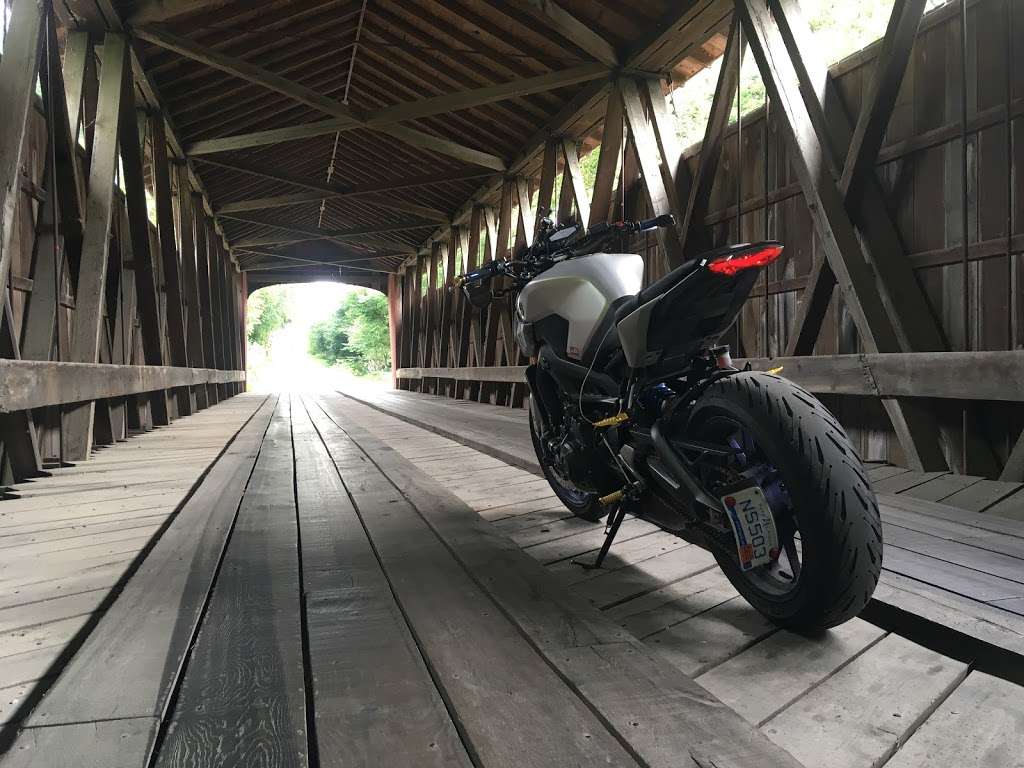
548, 411, 621, 494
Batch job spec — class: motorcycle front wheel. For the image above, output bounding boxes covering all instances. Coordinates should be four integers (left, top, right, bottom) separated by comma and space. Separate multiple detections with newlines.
528, 407, 607, 522
689, 371, 882, 630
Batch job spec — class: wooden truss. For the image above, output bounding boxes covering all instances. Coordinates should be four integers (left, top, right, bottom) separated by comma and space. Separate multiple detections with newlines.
392, 0, 1011, 476
0, 1, 247, 475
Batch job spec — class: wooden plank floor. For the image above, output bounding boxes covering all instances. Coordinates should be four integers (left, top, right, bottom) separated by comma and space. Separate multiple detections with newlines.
0, 393, 268, 734
5, 389, 1024, 767
2, 393, 804, 768
345, 388, 1024, 633
331, 387, 1024, 768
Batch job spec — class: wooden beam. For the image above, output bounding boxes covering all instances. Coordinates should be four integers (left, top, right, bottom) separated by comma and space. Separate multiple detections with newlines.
228, 218, 430, 251
839, 0, 928, 205
363, 63, 610, 125
186, 119, 358, 155
514, 177, 536, 247
215, 168, 490, 215
150, 117, 191, 404
534, 140, 559, 234
619, 77, 687, 268
0, 302, 41, 479
588, 84, 624, 228
397, 350, 1024, 402
64, 33, 129, 461
134, 25, 508, 170
0, 360, 244, 412
559, 140, 591, 229
1000, 433, 1024, 483
0, 0, 45, 296
681, 16, 745, 256
773, 0, 943, 356
736, 0, 946, 471
126, 0, 226, 24
195, 155, 350, 196
374, 125, 506, 172
195, 213, 217, 380
516, 0, 618, 65
178, 165, 207, 409
62, 31, 93, 155
21, 151, 62, 362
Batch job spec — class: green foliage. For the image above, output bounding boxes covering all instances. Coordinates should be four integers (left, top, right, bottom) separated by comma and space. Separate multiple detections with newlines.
308, 290, 391, 375
246, 286, 291, 349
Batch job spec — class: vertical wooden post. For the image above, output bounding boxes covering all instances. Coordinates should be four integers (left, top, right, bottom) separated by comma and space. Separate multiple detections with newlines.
0, 0, 45, 295
177, 164, 206, 409
589, 84, 624, 228
619, 77, 688, 268
150, 115, 192, 415
387, 272, 400, 388
63, 33, 128, 462
196, 213, 219, 404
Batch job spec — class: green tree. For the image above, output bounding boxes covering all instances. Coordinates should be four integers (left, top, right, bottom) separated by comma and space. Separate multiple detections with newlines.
308, 290, 391, 375
247, 286, 291, 349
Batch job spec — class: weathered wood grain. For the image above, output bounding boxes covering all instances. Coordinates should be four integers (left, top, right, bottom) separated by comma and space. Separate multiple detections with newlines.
154, 402, 307, 768
697, 619, 887, 725
16, 396, 274, 755
317, 394, 808, 768
885, 671, 1024, 768
290, 399, 472, 768
761, 634, 968, 768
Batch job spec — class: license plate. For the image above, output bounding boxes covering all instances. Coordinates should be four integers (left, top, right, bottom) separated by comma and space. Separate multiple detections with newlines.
720, 485, 780, 571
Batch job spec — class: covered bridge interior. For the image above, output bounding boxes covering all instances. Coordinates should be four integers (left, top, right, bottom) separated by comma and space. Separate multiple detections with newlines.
1, 0, 1024, 766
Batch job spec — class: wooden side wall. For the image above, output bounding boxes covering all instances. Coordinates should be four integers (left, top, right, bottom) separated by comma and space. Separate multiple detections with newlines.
393, 0, 1023, 475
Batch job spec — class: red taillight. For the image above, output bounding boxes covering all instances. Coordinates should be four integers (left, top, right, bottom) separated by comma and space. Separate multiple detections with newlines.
706, 245, 784, 276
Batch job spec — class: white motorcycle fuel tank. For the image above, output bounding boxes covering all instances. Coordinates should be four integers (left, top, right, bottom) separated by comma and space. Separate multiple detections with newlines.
514, 252, 644, 360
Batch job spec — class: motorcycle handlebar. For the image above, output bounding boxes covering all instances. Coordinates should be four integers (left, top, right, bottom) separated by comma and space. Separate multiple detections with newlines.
453, 214, 675, 286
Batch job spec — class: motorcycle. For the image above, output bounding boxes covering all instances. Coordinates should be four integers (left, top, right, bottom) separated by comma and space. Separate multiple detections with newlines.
456, 214, 882, 630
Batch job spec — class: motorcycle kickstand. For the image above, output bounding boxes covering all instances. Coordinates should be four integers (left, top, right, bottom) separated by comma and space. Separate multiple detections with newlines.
574, 503, 628, 571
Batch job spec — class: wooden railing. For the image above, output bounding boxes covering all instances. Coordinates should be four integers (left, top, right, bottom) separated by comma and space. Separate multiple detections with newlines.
0, 361, 246, 413
397, 350, 1024, 403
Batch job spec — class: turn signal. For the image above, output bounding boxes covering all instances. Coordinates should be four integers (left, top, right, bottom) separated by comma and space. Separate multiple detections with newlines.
707, 244, 784, 276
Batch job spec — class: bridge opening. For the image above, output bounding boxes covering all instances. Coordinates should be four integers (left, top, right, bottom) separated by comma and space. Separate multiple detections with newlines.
244, 282, 391, 394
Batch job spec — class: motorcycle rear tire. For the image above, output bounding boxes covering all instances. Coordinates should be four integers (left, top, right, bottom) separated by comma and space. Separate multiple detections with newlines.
691, 371, 882, 630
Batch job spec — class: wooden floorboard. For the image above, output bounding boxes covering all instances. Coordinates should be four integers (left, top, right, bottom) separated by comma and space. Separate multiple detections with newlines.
346, 387, 1024, 644
291, 398, 473, 768
317, 393, 807, 768
153, 401, 308, 768
307, 398, 646, 768
333, 387, 1024, 768
10, 386, 1024, 768
0, 393, 267, 744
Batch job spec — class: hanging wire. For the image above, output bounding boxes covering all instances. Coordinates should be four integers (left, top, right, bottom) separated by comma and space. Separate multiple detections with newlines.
317, 130, 341, 228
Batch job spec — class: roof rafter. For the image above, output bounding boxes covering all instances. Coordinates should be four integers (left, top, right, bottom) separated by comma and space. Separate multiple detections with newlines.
228, 216, 427, 252
215, 167, 494, 216
515, 0, 619, 66
172, 58, 611, 156
134, 24, 528, 170
126, 0, 227, 25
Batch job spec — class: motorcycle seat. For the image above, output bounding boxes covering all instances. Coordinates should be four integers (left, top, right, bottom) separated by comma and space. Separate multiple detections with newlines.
613, 243, 764, 325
